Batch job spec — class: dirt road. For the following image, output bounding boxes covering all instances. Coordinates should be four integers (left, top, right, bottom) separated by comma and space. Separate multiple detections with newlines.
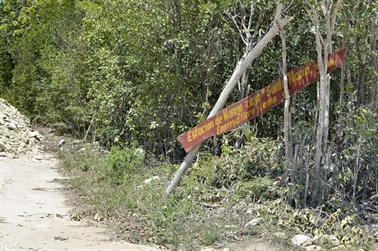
0, 157, 160, 251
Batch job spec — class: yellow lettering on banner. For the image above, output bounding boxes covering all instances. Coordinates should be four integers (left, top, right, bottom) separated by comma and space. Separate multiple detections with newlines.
223, 104, 243, 121
249, 106, 260, 118
188, 132, 192, 143
196, 127, 202, 136
248, 93, 261, 108
260, 96, 278, 111
215, 114, 224, 126
289, 66, 312, 87
250, 107, 258, 117
271, 79, 283, 95
216, 116, 241, 135
241, 111, 248, 121
187, 120, 215, 143
297, 68, 307, 83
206, 120, 214, 131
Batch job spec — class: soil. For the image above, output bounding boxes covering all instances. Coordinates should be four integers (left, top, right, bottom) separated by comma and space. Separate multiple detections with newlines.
0, 156, 161, 251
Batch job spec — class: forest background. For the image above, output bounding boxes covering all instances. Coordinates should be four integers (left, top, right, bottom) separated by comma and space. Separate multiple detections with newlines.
0, 0, 377, 249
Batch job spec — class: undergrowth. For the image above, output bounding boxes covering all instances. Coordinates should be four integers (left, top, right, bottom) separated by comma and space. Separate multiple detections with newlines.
58, 139, 375, 250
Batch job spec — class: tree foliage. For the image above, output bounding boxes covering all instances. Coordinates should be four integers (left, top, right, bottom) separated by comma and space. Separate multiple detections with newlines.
0, 0, 377, 207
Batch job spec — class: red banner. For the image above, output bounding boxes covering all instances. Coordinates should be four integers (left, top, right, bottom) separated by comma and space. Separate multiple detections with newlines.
178, 48, 346, 152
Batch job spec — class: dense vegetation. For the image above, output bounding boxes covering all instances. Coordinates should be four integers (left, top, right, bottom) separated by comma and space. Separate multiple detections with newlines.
1, 0, 377, 249
59, 142, 372, 249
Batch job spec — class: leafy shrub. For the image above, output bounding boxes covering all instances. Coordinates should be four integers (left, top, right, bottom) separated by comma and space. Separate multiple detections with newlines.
104, 147, 145, 182
260, 199, 374, 249
233, 177, 275, 200
212, 137, 281, 188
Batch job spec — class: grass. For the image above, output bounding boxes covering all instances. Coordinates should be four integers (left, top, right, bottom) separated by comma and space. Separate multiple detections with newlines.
57, 145, 274, 249
57, 143, 375, 250
59, 147, 207, 248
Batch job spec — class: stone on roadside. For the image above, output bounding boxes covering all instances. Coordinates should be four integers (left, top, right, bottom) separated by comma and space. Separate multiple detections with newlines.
0, 141, 7, 151
143, 176, 161, 184
245, 217, 263, 228
33, 155, 43, 161
199, 248, 216, 251
58, 139, 65, 147
0, 98, 42, 158
291, 234, 313, 246
7, 122, 17, 130
29, 131, 43, 141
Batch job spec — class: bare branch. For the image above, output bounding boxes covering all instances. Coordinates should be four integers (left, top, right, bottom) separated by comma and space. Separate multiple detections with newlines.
330, 0, 342, 36
274, 3, 284, 21
321, 3, 327, 16
226, 11, 248, 45
247, 3, 254, 31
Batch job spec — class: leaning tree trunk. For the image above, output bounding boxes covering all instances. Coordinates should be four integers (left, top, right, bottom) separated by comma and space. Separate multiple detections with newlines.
165, 3, 292, 197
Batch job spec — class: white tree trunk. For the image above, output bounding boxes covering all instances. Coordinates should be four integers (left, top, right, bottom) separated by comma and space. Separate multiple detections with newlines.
308, 0, 341, 205
280, 26, 292, 180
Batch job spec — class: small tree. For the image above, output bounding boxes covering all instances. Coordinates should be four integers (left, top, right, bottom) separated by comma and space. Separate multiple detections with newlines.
307, 0, 342, 206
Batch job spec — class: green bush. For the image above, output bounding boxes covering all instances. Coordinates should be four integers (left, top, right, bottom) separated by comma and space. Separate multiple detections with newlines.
104, 147, 145, 182
233, 176, 275, 200
211, 138, 281, 188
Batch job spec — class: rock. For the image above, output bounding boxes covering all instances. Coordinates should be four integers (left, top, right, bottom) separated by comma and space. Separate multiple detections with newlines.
326, 235, 340, 246
331, 245, 345, 250
143, 176, 161, 184
58, 139, 65, 147
291, 234, 313, 246
245, 217, 263, 228
0, 98, 42, 158
7, 122, 17, 130
199, 248, 216, 251
33, 156, 43, 161
29, 131, 43, 141
78, 147, 86, 152
72, 140, 82, 145
0, 141, 7, 151
0, 152, 7, 157
93, 212, 104, 221
306, 245, 322, 250
370, 194, 378, 200
135, 148, 145, 156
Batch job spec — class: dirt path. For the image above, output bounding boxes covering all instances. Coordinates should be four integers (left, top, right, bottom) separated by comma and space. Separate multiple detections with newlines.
0, 157, 161, 251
